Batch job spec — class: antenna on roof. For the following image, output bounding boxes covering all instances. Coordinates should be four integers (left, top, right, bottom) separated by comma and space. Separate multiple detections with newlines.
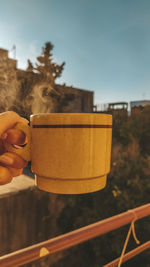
11, 45, 16, 59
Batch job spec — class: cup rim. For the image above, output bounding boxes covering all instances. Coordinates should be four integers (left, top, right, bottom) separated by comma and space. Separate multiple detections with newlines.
30, 113, 112, 118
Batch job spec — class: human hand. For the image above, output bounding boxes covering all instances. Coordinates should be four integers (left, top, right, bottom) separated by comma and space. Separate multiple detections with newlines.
0, 111, 28, 185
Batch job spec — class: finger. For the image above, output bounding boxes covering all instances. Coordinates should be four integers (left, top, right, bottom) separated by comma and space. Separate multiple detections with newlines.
0, 139, 5, 155
2, 129, 26, 145
0, 111, 29, 137
0, 166, 12, 185
0, 152, 27, 169
7, 167, 23, 177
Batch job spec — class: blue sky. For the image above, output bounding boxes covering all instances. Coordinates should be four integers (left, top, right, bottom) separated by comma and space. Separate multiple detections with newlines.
1, 0, 150, 105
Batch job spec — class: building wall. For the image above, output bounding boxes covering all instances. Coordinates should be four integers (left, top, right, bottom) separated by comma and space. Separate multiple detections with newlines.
131, 106, 144, 116
0, 48, 18, 112
130, 100, 150, 108
0, 48, 94, 116
130, 100, 150, 116
0, 175, 66, 266
55, 84, 93, 113
107, 108, 128, 118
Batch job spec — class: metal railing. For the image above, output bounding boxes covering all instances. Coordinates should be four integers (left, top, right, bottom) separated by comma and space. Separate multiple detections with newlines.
104, 241, 150, 267
0, 203, 150, 267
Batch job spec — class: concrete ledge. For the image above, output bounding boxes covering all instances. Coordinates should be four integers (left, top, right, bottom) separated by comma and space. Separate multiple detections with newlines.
0, 174, 64, 266
0, 175, 35, 199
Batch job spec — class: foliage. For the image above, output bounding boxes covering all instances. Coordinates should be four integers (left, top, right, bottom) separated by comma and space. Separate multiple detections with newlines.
15, 42, 67, 118
26, 42, 65, 85
26, 59, 34, 72
35, 42, 65, 87
54, 107, 150, 267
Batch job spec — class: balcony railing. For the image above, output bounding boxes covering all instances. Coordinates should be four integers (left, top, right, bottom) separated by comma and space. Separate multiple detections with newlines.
0, 203, 149, 267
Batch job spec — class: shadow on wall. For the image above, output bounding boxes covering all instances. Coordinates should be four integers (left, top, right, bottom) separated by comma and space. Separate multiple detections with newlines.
23, 163, 34, 178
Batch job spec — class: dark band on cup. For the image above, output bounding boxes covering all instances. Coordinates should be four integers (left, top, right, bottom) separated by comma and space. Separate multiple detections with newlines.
32, 124, 112, 128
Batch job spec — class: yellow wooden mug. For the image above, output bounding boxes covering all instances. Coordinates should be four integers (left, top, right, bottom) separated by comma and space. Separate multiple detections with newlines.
5, 113, 112, 194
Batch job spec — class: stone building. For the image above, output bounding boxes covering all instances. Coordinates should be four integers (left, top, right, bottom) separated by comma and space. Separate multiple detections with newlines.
107, 102, 128, 117
94, 101, 128, 117
0, 48, 93, 117
130, 100, 150, 116
0, 48, 19, 112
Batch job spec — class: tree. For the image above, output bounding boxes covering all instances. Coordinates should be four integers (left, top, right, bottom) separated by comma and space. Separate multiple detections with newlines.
26, 59, 34, 72
35, 42, 65, 88
53, 108, 150, 267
